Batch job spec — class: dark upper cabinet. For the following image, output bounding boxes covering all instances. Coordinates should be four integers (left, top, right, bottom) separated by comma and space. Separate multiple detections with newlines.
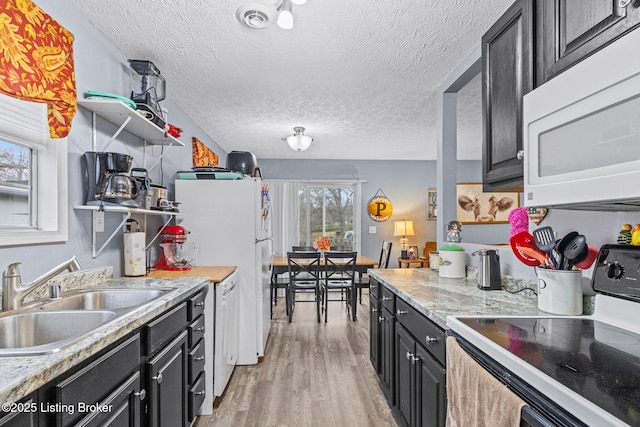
536, 0, 640, 84
481, 0, 534, 192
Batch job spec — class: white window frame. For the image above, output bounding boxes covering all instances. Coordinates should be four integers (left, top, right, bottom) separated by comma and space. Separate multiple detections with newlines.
0, 95, 68, 246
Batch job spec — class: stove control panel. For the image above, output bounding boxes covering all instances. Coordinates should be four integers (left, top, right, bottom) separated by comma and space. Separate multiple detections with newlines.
592, 244, 640, 301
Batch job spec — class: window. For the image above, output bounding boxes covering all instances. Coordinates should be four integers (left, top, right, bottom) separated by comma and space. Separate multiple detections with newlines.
298, 182, 361, 251
0, 140, 32, 227
0, 94, 68, 246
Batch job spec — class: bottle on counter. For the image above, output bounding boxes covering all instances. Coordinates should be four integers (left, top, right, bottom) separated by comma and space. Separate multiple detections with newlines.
618, 224, 632, 245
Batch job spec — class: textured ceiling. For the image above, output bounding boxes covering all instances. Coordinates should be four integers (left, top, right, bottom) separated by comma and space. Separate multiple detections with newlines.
67, 0, 511, 160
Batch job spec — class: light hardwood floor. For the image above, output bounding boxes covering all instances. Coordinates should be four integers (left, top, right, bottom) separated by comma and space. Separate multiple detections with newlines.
196, 291, 399, 427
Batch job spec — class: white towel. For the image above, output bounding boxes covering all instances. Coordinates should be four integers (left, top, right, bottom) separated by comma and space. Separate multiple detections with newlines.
446, 336, 526, 427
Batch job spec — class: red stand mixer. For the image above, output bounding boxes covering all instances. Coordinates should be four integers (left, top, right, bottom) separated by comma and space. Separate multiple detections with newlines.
152, 225, 198, 270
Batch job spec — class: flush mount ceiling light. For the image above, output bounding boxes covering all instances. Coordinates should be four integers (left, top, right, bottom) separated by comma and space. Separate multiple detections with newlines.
283, 127, 313, 151
236, 4, 274, 29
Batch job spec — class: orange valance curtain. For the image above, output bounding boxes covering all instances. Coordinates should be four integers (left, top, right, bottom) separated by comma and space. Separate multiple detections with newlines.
0, 0, 76, 138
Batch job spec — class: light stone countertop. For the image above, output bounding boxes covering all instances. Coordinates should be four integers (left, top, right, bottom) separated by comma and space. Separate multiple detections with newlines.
369, 268, 546, 329
0, 268, 211, 405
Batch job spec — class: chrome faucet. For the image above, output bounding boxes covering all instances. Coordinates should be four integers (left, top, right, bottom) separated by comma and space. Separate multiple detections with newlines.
2, 256, 83, 311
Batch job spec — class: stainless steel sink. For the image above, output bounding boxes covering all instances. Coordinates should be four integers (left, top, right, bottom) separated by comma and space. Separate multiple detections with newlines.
0, 310, 116, 355
37, 288, 172, 311
0, 287, 175, 356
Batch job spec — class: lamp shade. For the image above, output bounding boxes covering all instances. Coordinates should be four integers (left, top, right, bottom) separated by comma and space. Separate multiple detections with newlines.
394, 220, 415, 236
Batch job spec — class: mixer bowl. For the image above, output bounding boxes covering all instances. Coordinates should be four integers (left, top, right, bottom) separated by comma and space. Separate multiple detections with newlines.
159, 242, 199, 270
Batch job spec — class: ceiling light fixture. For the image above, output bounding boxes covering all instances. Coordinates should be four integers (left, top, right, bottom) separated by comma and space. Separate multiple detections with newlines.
277, 0, 294, 30
283, 127, 313, 151
291, 0, 307, 4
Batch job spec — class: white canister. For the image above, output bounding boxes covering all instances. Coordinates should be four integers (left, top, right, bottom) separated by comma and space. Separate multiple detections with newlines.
536, 267, 583, 315
438, 245, 466, 278
124, 232, 146, 276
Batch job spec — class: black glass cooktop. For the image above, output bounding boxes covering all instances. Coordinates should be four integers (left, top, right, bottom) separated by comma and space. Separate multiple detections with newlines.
459, 317, 640, 426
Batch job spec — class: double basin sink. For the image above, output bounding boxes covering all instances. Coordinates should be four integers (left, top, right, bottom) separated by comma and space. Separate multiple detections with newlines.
0, 288, 174, 356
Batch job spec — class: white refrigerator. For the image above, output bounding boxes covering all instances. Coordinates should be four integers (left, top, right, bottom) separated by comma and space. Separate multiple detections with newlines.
176, 178, 271, 365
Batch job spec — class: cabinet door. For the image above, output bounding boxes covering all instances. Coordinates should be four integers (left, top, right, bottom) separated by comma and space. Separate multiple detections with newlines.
369, 295, 381, 373
147, 330, 189, 427
482, 0, 533, 192
415, 343, 446, 427
537, 0, 640, 84
379, 306, 395, 404
395, 324, 415, 427
0, 393, 38, 427
74, 372, 143, 427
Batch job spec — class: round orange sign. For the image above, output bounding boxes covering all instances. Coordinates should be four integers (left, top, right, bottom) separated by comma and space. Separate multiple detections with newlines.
368, 195, 393, 222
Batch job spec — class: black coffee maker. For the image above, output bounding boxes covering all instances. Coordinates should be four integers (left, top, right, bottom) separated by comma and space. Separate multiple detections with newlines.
82, 152, 138, 207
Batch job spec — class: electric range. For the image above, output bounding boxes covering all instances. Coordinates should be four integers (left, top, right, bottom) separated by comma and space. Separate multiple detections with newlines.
448, 245, 640, 426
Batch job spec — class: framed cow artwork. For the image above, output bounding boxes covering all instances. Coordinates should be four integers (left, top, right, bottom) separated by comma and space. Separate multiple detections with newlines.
456, 182, 520, 224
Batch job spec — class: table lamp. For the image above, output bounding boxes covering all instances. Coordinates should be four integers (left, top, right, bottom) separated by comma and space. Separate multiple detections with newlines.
394, 220, 415, 258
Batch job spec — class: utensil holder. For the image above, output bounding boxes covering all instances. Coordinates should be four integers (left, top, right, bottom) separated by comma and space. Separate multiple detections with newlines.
535, 267, 583, 315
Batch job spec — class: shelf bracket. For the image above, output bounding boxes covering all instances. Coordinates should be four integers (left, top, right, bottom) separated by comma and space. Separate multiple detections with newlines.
147, 141, 175, 173
103, 116, 132, 151
145, 215, 174, 251
92, 210, 131, 258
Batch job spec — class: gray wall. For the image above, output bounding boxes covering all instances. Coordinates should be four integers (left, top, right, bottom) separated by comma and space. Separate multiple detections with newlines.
0, 0, 227, 281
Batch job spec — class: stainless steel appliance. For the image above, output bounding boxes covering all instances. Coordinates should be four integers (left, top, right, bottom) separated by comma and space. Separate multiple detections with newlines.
82, 151, 138, 207
448, 245, 640, 426
524, 28, 640, 211
473, 249, 501, 290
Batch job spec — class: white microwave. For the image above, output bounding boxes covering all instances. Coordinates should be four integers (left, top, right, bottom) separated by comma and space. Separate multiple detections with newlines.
523, 27, 640, 211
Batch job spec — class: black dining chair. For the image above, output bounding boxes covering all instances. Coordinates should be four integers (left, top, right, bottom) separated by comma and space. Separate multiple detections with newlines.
356, 241, 392, 303
292, 245, 317, 252
322, 251, 357, 322
287, 251, 322, 323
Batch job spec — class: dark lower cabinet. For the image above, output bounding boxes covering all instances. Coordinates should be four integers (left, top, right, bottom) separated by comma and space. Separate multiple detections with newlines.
369, 292, 381, 373
0, 394, 38, 426
536, 0, 640, 84
380, 306, 395, 404
0, 288, 206, 427
371, 284, 446, 427
146, 331, 189, 427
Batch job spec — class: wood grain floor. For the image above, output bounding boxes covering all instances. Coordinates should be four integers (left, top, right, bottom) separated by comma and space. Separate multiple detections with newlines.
196, 291, 399, 427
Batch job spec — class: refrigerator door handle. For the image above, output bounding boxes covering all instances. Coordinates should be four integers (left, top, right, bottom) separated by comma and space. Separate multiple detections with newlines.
255, 236, 272, 244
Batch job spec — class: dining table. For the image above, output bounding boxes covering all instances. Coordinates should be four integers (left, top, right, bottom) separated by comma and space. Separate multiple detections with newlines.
270, 254, 378, 321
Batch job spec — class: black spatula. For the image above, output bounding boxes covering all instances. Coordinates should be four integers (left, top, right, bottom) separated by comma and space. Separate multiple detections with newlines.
532, 226, 558, 269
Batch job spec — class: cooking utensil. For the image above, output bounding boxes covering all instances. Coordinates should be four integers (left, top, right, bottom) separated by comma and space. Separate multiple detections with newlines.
562, 234, 588, 269
516, 245, 548, 266
510, 231, 544, 267
575, 245, 598, 270
533, 226, 558, 269
556, 231, 579, 270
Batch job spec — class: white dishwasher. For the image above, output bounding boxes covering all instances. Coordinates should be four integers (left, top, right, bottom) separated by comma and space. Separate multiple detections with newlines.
213, 270, 239, 398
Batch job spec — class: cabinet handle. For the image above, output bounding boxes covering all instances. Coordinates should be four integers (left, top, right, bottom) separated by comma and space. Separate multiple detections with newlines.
371, 307, 378, 313
195, 390, 206, 396
396, 309, 407, 316
425, 335, 438, 344
619, 0, 631, 7
194, 301, 205, 307
378, 316, 385, 323
516, 150, 524, 160
133, 389, 146, 401
195, 355, 205, 361
382, 296, 392, 301
152, 373, 163, 384
195, 327, 205, 332
406, 351, 418, 364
